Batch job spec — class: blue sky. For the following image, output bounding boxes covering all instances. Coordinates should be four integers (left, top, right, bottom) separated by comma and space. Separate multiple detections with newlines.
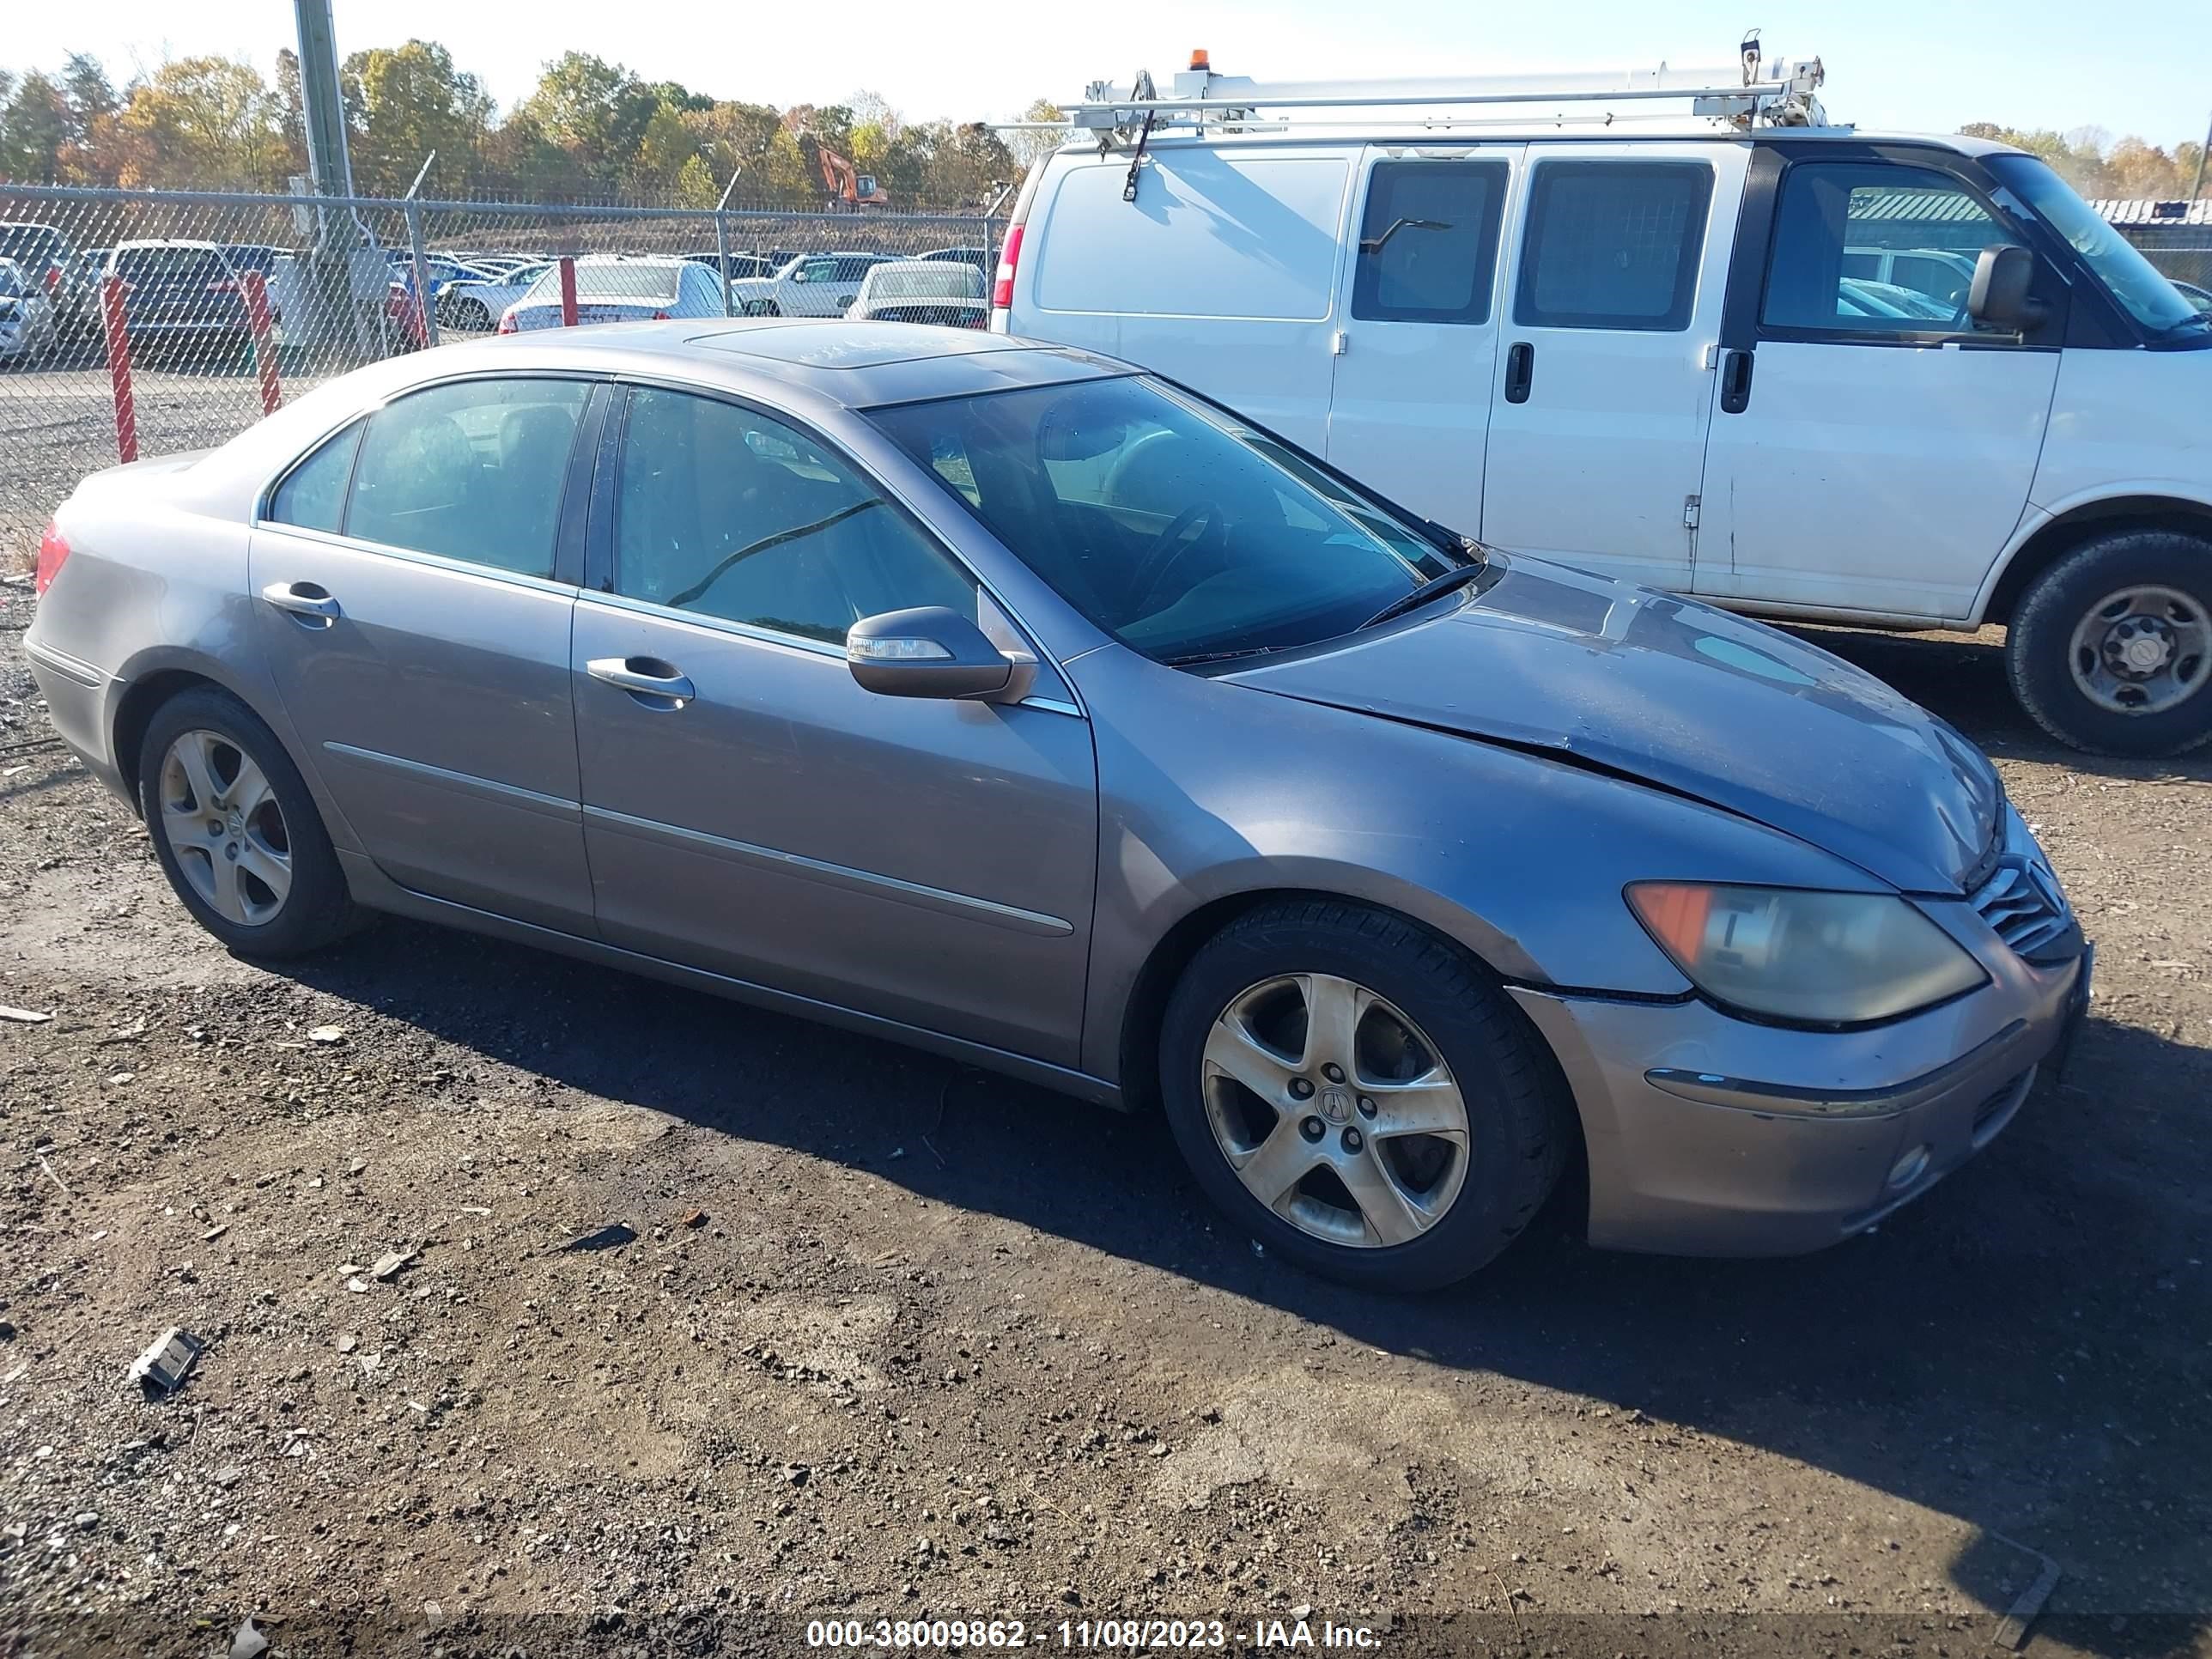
9, 0, 2209, 149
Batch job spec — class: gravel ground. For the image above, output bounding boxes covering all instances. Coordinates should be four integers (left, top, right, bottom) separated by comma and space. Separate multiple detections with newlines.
0, 574, 2207, 1656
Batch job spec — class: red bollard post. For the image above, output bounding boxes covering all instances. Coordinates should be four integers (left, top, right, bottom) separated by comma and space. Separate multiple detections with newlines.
100, 275, 137, 465
242, 270, 282, 416
558, 256, 579, 327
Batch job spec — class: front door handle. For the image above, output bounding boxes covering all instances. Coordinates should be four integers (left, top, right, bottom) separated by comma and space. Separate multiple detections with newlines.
1719, 347, 1756, 415
587, 656, 696, 708
260, 580, 341, 623
1503, 341, 1534, 404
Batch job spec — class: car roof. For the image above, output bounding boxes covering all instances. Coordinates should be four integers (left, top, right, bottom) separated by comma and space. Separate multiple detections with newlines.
383, 319, 1125, 410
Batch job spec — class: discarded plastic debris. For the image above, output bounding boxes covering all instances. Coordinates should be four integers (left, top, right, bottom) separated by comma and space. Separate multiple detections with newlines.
557, 1223, 637, 1254
307, 1025, 345, 1045
369, 1249, 417, 1281
127, 1328, 204, 1396
0, 1005, 53, 1024
1992, 1534, 2063, 1650
228, 1618, 269, 1659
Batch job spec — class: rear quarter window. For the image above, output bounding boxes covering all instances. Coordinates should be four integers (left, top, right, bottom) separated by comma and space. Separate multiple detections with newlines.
1033, 151, 1350, 322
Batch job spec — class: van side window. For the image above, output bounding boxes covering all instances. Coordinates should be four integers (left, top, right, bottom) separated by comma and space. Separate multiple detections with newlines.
1762, 161, 2010, 336
1351, 161, 1508, 324
1513, 161, 1713, 331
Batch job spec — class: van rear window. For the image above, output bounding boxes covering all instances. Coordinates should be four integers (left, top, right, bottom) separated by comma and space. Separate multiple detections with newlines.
1032, 152, 1348, 322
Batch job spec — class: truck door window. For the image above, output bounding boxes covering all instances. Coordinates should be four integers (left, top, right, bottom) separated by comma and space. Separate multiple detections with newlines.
1351, 160, 1508, 324
1513, 161, 1712, 331
1763, 161, 2011, 337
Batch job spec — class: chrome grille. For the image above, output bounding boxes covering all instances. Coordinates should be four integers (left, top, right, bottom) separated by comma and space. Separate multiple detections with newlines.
1972, 857, 2075, 963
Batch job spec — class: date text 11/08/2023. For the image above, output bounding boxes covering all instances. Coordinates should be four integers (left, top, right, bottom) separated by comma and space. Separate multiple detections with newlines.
805, 1618, 1384, 1649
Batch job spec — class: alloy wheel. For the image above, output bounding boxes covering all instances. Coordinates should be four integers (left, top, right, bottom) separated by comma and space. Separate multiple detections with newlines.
157, 729, 292, 927
1200, 973, 1470, 1249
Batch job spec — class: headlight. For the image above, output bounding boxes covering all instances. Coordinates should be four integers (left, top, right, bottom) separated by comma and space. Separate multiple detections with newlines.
1626, 884, 1986, 1025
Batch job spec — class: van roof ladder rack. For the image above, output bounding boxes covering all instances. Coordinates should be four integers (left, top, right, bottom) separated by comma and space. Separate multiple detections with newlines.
1046, 33, 1832, 150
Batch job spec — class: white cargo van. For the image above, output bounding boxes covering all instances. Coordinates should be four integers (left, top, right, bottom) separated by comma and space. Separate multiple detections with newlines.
995, 49, 2212, 755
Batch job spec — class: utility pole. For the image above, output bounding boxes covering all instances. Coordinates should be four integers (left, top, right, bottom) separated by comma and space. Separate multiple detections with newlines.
293, 0, 356, 208
2192, 106, 2210, 204
294, 0, 370, 354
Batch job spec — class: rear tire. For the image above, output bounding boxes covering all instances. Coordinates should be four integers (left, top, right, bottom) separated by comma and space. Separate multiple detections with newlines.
2006, 530, 2212, 756
137, 686, 361, 958
1158, 900, 1567, 1291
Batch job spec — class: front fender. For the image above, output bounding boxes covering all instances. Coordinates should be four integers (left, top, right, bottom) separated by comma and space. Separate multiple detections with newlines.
1976, 477, 2212, 621
1069, 647, 1884, 1086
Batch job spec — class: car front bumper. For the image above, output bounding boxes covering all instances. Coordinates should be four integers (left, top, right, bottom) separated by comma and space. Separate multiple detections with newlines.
1509, 919, 2087, 1258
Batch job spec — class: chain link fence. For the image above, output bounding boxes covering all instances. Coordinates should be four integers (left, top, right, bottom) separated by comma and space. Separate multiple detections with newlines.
0, 183, 1001, 568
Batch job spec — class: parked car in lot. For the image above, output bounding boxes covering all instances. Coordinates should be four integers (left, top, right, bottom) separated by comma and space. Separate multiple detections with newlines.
848, 260, 988, 328
24, 321, 2091, 1291
0, 258, 60, 364
497, 257, 726, 331
727, 252, 895, 317
439, 261, 552, 331
104, 240, 250, 361
0, 220, 96, 339
998, 52, 2212, 756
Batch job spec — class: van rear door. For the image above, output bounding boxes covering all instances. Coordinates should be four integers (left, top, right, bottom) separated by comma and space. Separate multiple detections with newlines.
1324, 147, 1521, 537
1479, 141, 1749, 590
1009, 145, 1351, 452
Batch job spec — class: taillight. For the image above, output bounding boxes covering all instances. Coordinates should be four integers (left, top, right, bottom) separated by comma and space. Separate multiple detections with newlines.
44, 264, 61, 292
651, 309, 669, 320
496, 313, 517, 334
991, 222, 1024, 312
34, 519, 70, 595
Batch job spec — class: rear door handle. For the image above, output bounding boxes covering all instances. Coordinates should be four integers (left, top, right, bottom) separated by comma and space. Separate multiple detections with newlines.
587, 656, 696, 708
1719, 348, 1755, 415
1503, 341, 1534, 404
260, 580, 341, 623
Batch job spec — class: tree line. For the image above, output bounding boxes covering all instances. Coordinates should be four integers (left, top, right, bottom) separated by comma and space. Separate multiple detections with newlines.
1, 43, 2203, 209
0, 44, 1069, 208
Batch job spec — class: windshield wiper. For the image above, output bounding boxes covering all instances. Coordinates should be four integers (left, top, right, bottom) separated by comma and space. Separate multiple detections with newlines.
1158, 645, 1285, 668
1358, 562, 1488, 631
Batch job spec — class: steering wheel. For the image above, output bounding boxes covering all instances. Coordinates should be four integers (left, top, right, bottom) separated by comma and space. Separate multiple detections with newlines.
1128, 502, 1224, 613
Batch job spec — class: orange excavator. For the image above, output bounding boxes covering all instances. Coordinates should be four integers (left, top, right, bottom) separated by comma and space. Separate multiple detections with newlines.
799, 134, 891, 209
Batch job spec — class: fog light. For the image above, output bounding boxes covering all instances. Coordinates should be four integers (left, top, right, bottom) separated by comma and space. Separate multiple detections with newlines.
1887, 1144, 1932, 1191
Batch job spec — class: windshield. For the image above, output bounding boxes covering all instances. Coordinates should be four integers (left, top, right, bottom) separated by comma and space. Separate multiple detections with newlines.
524, 263, 681, 304
0, 227, 60, 264
870, 375, 1462, 664
1988, 155, 2205, 336
869, 265, 985, 301
116, 247, 228, 286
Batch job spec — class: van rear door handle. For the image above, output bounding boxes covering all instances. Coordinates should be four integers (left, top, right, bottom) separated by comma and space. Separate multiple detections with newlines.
587, 656, 696, 708
1719, 348, 1756, 415
1503, 341, 1534, 404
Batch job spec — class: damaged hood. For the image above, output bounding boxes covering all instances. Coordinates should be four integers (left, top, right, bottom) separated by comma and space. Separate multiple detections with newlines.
1225, 556, 2001, 894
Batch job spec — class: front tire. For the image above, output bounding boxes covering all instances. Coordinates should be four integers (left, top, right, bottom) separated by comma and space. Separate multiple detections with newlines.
2007, 530, 2212, 756
137, 687, 360, 957
1158, 900, 1567, 1291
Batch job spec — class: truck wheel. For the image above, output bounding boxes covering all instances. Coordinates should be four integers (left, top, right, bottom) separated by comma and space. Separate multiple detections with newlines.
2007, 529, 2212, 757
1157, 900, 1567, 1291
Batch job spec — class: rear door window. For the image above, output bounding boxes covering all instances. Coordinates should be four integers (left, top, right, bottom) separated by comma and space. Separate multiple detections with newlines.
268, 422, 364, 533
1513, 161, 1713, 331
343, 379, 590, 575
1351, 160, 1509, 324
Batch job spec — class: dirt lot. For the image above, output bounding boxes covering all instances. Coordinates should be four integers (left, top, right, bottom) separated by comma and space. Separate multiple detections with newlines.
0, 586, 2206, 1656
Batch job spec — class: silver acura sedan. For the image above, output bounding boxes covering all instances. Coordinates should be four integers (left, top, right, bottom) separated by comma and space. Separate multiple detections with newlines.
25, 322, 2091, 1290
